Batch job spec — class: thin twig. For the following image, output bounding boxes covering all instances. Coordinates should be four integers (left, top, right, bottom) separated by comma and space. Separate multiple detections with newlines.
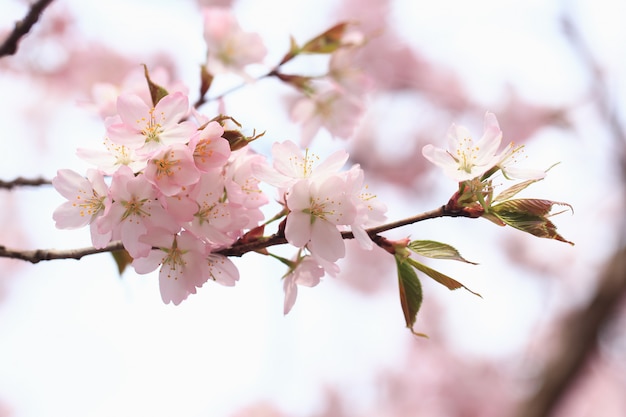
0, 206, 459, 263
0, 177, 52, 189
0, 0, 56, 58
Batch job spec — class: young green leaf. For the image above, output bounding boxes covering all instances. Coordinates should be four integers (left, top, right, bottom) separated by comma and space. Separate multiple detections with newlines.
408, 240, 477, 264
301, 22, 348, 54
395, 254, 427, 337
490, 199, 574, 245
406, 257, 482, 297
111, 249, 133, 276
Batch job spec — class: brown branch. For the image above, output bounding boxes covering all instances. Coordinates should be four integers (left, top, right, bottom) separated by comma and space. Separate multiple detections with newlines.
0, 0, 56, 58
516, 246, 626, 417
0, 241, 124, 263
0, 206, 458, 263
0, 177, 52, 189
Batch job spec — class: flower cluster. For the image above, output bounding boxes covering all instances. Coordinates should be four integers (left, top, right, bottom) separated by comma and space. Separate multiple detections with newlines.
53, 90, 269, 304
53, 90, 384, 308
257, 141, 387, 313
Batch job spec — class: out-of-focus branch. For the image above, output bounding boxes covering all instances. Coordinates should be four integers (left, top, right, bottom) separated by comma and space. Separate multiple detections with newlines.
516, 13, 626, 417
0, 0, 56, 57
0, 206, 455, 263
516, 246, 626, 417
0, 177, 52, 189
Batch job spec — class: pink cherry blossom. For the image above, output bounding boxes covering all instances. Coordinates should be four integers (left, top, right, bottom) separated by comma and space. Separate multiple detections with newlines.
495, 143, 547, 180
106, 91, 197, 155
283, 255, 325, 315
52, 168, 112, 248
422, 112, 503, 182
144, 143, 201, 196
342, 164, 387, 250
186, 170, 237, 246
285, 176, 357, 262
225, 147, 268, 210
77, 137, 147, 175
291, 87, 364, 146
133, 229, 210, 305
83, 66, 189, 119
97, 166, 177, 258
188, 121, 231, 172
202, 7, 267, 76
328, 47, 371, 97
254, 140, 349, 189
205, 252, 239, 287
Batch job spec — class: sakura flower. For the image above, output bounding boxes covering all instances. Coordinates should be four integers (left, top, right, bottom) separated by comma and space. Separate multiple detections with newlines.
225, 147, 268, 209
186, 169, 237, 246
83, 66, 189, 119
52, 168, 112, 248
285, 176, 357, 262
97, 166, 177, 258
77, 137, 146, 175
144, 143, 200, 196
254, 140, 348, 189
188, 121, 231, 172
422, 112, 503, 182
106, 92, 197, 155
291, 87, 364, 146
495, 143, 546, 180
342, 164, 387, 250
206, 252, 240, 287
283, 255, 325, 315
202, 7, 267, 76
328, 47, 371, 97
133, 229, 210, 305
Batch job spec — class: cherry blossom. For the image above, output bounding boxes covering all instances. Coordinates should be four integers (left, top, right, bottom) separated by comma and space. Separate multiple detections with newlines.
205, 252, 240, 287
291, 87, 364, 146
77, 137, 146, 175
285, 176, 357, 262
254, 140, 348, 189
422, 112, 503, 182
96, 166, 177, 258
341, 164, 387, 250
202, 7, 267, 76
282, 255, 325, 314
133, 229, 210, 305
186, 169, 237, 246
144, 143, 200, 196
188, 121, 231, 172
52, 168, 112, 248
106, 91, 197, 155
495, 143, 547, 180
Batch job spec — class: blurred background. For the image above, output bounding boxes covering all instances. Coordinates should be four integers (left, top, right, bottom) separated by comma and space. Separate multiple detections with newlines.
0, 0, 625, 416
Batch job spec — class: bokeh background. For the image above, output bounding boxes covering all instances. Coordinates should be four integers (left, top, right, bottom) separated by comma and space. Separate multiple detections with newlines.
0, 0, 625, 416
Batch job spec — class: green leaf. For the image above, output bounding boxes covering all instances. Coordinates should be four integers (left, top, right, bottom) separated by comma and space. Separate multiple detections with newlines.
493, 178, 543, 203
406, 257, 482, 297
395, 254, 427, 337
491, 199, 574, 245
143, 64, 169, 106
278, 35, 301, 65
111, 249, 133, 276
408, 240, 477, 264
301, 22, 348, 54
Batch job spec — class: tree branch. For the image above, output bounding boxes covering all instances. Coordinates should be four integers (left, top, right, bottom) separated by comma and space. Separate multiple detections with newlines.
0, 177, 52, 189
0, 205, 460, 263
515, 246, 626, 417
0, 0, 56, 58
